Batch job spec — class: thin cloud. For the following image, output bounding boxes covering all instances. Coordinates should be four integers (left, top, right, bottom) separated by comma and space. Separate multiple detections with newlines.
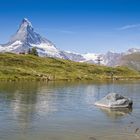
36, 28, 76, 34
117, 24, 140, 30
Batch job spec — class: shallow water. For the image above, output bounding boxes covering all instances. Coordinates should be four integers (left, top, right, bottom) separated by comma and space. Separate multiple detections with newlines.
0, 80, 140, 140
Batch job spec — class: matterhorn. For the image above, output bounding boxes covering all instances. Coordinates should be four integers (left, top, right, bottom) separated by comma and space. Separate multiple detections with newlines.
1, 18, 140, 68
0, 18, 67, 58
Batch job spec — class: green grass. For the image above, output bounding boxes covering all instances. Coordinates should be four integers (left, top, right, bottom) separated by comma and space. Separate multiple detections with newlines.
0, 53, 139, 81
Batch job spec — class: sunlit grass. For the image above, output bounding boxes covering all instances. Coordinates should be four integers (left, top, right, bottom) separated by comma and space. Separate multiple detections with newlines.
0, 53, 139, 81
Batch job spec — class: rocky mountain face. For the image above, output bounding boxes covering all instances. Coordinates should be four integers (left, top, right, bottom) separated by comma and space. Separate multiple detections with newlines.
62, 51, 85, 62
0, 18, 67, 58
65, 49, 140, 69
118, 52, 140, 71
126, 48, 140, 54
0, 18, 140, 68
101, 51, 123, 66
63, 51, 124, 66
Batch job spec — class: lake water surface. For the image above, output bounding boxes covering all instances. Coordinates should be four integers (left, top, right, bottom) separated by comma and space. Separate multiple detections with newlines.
0, 80, 140, 140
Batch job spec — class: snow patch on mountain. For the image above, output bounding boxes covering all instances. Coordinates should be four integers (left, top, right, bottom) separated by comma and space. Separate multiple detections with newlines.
82, 53, 99, 61
65, 51, 81, 55
30, 43, 63, 58
0, 18, 67, 59
0, 18, 140, 67
0, 41, 23, 52
62, 51, 85, 62
126, 48, 140, 54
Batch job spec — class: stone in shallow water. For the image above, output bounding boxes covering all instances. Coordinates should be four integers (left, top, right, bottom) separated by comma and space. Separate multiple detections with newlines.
95, 93, 133, 108
89, 136, 96, 140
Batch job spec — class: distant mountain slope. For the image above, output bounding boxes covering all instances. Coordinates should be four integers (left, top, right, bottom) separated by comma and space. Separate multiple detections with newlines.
0, 18, 140, 67
62, 51, 85, 62
101, 51, 123, 66
118, 52, 140, 71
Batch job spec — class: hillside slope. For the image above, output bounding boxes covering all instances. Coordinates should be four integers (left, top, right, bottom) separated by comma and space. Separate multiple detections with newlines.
119, 52, 140, 71
0, 53, 139, 81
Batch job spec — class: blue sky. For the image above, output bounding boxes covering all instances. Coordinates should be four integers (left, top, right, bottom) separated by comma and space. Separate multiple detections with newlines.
0, 0, 140, 53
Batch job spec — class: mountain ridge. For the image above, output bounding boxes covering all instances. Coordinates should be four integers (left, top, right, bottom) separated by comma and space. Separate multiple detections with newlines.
0, 18, 140, 67
0, 18, 67, 59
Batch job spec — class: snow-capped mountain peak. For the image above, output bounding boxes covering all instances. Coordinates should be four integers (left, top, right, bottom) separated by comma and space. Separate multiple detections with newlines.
0, 18, 67, 58
10, 18, 43, 44
22, 18, 33, 27
126, 48, 140, 54
10, 18, 33, 42
17, 18, 33, 32
1, 18, 140, 67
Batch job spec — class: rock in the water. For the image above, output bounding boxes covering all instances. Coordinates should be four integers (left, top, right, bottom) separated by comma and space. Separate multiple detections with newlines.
95, 93, 133, 108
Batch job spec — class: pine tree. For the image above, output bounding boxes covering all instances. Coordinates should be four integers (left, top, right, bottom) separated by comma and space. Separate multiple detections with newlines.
31, 47, 38, 56
27, 47, 38, 56
28, 48, 31, 54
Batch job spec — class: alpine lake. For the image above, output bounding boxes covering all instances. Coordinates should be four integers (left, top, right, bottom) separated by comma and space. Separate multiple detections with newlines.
0, 80, 140, 140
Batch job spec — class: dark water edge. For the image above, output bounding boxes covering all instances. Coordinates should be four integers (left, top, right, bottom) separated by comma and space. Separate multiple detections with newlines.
0, 75, 140, 82
0, 80, 140, 140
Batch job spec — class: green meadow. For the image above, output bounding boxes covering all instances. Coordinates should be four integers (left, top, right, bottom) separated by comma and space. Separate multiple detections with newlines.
0, 53, 139, 81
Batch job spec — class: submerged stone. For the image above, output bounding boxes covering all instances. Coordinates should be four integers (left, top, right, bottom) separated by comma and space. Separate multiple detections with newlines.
95, 93, 133, 108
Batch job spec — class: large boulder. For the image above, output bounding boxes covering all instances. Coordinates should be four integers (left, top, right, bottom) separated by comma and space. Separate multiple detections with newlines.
95, 93, 133, 108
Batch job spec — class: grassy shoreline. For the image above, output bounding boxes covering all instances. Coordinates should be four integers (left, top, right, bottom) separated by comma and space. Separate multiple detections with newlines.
0, 53, 140, 81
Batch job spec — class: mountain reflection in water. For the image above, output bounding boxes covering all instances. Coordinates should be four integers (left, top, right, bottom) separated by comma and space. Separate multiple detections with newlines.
0, 80, 140, 140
